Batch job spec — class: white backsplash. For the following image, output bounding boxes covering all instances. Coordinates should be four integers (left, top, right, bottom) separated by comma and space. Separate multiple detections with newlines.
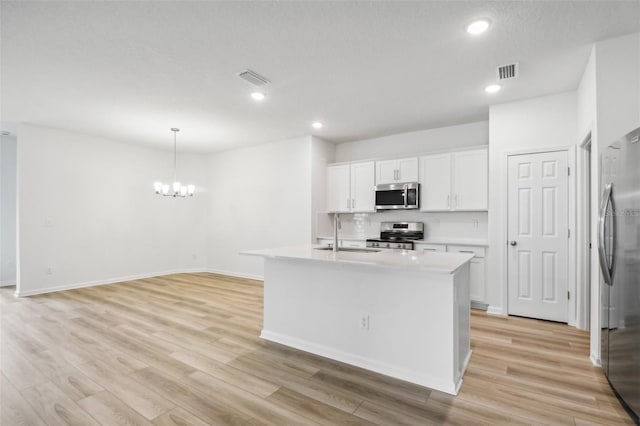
316, 210, 488, 240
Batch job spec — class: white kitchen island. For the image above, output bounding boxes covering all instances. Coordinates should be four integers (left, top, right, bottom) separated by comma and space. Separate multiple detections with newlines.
242, 245, 474, 395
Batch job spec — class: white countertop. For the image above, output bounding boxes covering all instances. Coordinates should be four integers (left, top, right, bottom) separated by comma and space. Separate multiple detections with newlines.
415, 238, 488, 246
242, 245, 473, 274
316, 236, 488, 246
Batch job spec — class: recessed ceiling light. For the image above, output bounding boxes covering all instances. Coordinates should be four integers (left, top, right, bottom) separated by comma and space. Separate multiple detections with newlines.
485, 84, 501, 94
251, 92, 265, 101
312, 122, 324, 129
466, 19, 491, 35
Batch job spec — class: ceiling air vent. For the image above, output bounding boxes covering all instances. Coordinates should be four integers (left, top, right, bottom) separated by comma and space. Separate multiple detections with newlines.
237, 69, 270, 86
496, 62, 519, 81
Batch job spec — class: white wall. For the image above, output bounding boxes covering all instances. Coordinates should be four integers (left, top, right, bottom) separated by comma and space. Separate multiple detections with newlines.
310, 137, 336, 241
335, 121, 488, 162
589, 32, 640, 363
17, 124, 208, 296
1, 135, 17, 286
205, 136, 316, 279
487, 92, 577, 315
576, 46, 597, 336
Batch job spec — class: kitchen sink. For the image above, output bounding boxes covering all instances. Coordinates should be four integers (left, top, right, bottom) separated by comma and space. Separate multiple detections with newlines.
315, 247, 381, 253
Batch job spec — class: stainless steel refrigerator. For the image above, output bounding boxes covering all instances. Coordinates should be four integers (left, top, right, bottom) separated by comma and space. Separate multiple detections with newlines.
599, 126, 640, 423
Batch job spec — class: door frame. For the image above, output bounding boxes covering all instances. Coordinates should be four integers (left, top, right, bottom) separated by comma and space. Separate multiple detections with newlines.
576, 133, 591, 330
503, 146, 577, 325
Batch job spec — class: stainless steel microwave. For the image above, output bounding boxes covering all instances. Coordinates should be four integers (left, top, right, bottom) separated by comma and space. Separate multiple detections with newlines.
375, 183, 419, 210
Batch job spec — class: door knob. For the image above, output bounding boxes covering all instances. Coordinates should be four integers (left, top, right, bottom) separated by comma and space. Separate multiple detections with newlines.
510, 241, 517, 246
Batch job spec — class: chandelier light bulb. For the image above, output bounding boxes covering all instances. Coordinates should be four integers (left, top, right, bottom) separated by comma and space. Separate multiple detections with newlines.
154, 128, 195, 198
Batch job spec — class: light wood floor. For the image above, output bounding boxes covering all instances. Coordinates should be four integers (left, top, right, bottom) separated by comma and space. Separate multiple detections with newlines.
0, 273, 634, 425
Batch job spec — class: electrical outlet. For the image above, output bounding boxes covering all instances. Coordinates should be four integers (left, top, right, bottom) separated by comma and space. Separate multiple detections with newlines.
46, 267, 53, 275
360, 315, 370, 330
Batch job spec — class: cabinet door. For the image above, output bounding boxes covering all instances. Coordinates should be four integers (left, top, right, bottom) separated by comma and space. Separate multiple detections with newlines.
469, 258, 486, 302
326, 165, 350, 212
453, 149, 488, 210
376, 160, 398, 184
397, 157, 419, 182
415, 243, 446, 252
420, 153, 452, 211
350, 162, 375, 212
342, 240, 366, 248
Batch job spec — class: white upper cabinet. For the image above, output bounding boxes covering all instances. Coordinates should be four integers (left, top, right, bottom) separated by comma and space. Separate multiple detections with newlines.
453, 149, 488, 210
420, 153, 452, 211
420, 148, 488, 211
326, 164, 350, 213
326, 162, 375, 213
376, 157, 418, 184
350, 162, 375, 212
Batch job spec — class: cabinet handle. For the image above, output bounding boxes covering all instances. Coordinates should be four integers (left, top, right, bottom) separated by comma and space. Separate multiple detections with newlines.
447, 195, 450, 208
397, 169, 401, 181
423, 248, 437, 251
393, 169, 397, 181
352, 198, 356, 209
454, 194, 458, 208
347, 198, 350, 209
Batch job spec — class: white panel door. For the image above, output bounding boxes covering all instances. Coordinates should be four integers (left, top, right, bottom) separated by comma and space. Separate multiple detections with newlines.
420, 153, 452, 211
326, 165, 350, 213
453, 149, 488, 210
376, 160, 398, 184
507, 151, 568, 322
350, 162, 375, 212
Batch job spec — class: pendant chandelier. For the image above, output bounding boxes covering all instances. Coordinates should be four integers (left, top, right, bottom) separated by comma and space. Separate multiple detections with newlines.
154, 128, 195, 197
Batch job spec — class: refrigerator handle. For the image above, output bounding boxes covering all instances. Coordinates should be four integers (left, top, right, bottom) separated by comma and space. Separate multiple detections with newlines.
598, 183, 614, 286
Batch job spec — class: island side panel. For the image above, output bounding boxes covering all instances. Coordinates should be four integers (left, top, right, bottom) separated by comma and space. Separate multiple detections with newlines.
453, 262, 472, 391
261, 256, 461, 394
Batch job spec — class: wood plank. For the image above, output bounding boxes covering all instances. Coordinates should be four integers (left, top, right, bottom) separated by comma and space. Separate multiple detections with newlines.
1, 274, 634, 425
20, 381, 101, 426
131, 367, 250, 425
77, 391, 155, 426
152, 407, 210, 426
76, 359, 174, 420
0, 374, 47, 426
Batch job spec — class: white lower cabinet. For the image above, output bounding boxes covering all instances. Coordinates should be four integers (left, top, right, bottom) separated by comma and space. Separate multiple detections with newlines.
317, 238, 366, 248
414, 243, 446, 252
446, 245, 486, 304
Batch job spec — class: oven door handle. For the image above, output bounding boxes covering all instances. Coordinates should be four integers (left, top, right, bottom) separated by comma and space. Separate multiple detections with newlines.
403, 184, 408, 207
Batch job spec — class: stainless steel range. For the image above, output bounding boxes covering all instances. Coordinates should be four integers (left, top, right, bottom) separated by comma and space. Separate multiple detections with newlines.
366, 222, 424, 250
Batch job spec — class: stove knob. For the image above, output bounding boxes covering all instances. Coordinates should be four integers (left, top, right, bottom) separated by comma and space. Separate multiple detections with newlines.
386, 243, 391, 248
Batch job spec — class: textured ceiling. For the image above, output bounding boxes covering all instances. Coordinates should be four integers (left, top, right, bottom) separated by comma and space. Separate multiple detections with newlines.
2, 1, 639, 152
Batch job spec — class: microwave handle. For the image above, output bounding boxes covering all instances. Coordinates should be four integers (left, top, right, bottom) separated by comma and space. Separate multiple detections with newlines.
403, 184, 408, 207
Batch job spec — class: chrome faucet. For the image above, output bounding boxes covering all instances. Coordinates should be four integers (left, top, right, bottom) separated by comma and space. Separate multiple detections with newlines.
333, 213, 341, 252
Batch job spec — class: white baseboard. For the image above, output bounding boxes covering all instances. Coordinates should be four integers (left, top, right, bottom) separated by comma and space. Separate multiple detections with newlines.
487, 305, 506, 316
206, 268, 263, 281
14, 268, 208, 297
260, 329, 460, 395
590, 352, 602, 367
